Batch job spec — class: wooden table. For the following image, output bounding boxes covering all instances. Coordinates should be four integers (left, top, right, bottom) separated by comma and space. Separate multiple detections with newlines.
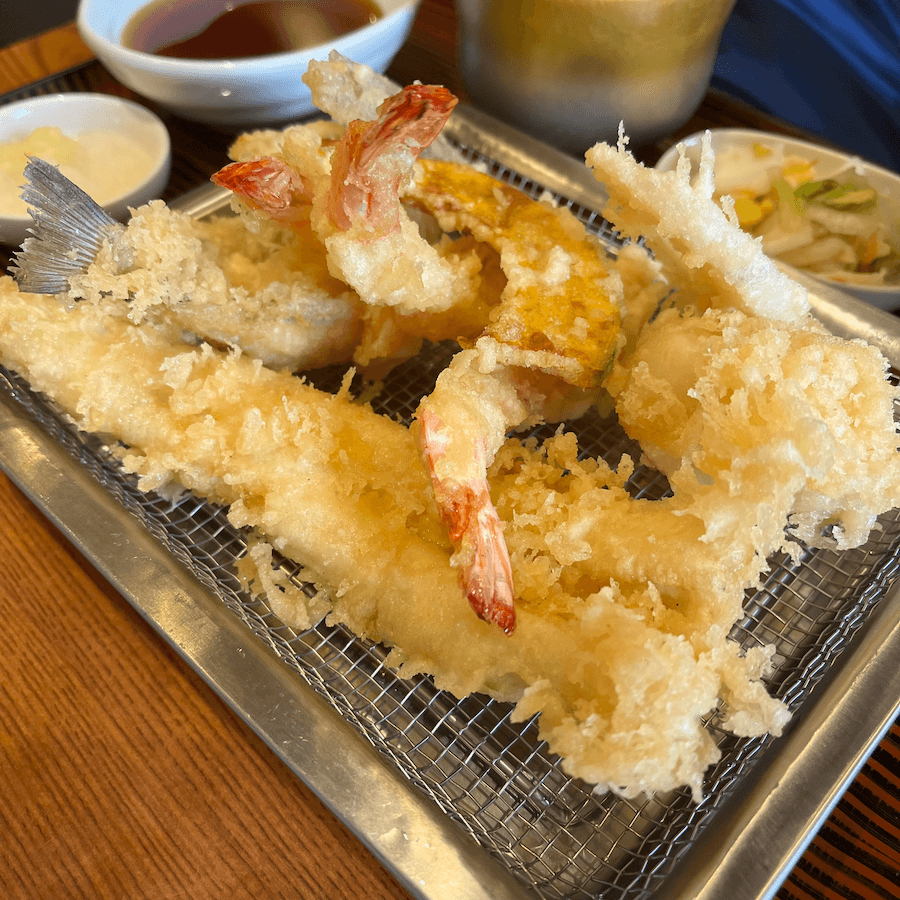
1, 6, 898, 900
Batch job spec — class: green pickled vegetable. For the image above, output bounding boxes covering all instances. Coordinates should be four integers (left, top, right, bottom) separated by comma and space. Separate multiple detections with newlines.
794, 179, 877, 212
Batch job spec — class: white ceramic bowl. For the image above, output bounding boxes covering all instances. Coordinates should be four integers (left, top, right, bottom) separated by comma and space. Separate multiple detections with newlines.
656, 128, 900, 311
0, 92, 171, 247
76, 0, 421, 128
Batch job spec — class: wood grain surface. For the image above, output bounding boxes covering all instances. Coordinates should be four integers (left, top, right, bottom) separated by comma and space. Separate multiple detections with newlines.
0, 23, 93, 95
0, 476, 411, 900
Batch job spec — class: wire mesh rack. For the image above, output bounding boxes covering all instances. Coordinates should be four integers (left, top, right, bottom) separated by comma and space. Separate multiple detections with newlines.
2, 105, 900, 900
2, 313, 900, 900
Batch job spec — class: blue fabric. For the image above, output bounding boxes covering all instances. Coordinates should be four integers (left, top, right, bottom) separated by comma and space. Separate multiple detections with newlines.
712, 0, 900, 173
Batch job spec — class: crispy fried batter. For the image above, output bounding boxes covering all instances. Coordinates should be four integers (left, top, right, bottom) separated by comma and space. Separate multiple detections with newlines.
613, 305, 900, 553
409, 159, 622, 388
3, 84, 900, 803
67, 200, 363, 371
587, 130, 810, 323
0, 278, 794, 800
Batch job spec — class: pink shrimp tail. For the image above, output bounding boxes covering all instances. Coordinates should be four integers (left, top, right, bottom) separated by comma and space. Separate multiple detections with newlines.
447, 487, 517, 635
420, 410, 517, 635
211, 157, 313, 225
327, 84, 458, 233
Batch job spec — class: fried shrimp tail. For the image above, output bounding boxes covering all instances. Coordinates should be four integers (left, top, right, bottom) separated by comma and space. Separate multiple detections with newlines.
213, 85, 456, 234
211, 156, 313, 225
419, 354, 535, 635
420, 350, 603, 634
302, 51, 465, 163
325, 84, 458, 234
420, 403, 516, 635
318, 84, 480, 315
419, 348, 603, 634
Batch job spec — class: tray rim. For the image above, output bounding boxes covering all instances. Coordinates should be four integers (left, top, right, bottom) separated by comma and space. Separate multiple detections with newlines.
2, 98, 900, 900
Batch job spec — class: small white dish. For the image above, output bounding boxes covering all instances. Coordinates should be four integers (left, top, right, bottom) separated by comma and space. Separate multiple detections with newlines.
76, 0, 421, 127
656, 128, 900, 311
0, 92, 171, 247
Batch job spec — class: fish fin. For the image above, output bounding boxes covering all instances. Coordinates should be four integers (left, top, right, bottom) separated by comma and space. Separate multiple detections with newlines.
11, 157, 119, 295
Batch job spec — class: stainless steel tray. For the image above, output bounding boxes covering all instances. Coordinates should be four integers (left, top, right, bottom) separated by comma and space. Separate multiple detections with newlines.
3, 103, 900, 900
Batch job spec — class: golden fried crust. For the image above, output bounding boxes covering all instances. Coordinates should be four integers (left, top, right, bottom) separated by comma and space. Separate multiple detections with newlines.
0, 278, 792, 801
409, 159, 621, 388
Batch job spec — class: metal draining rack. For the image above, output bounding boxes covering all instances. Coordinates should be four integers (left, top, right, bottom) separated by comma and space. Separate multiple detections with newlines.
2, 102, 900, 900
